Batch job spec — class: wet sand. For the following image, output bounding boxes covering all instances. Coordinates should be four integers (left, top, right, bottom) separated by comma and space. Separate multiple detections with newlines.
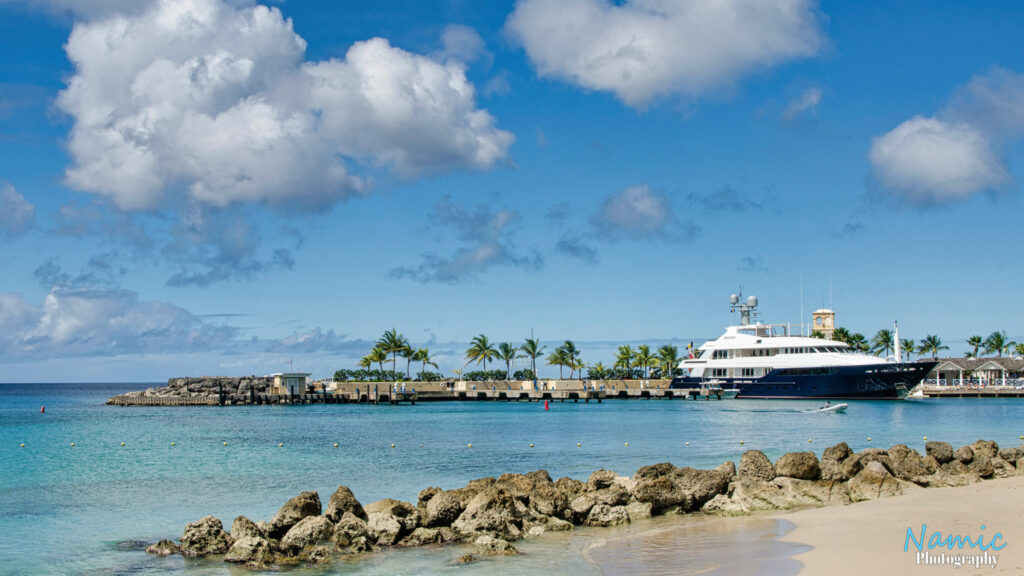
582, 514, 806, 576
776, 476, 1024, 575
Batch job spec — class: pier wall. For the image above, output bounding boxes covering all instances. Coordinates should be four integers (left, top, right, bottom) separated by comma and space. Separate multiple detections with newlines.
106, 378, 690, 406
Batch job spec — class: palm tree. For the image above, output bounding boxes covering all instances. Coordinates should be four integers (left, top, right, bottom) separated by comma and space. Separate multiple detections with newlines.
900, 338, 916, 361
465, 334, 499, 372
848, 333, 869, 353
367, 346, 388, 373
870, 329, 894, 357
657, 344, 681, 379
809, 330, 826, 339
614, 345, 635, 375
831, 327, 852, 344
413, 348, 438, 375
1014, 342, 1024, 357
984, 331, 1009, 357
547, 348, 568, 379
918, 334, 949, 359
377, 328, 406, 374
966, 335, 983, 357
400, 343, 416, 379
497, 342, 521, 380
557, 340, 581, 378
358, 356, 373, 375
635, 345, 655, 378
520, 338, 546, 377
571, 357, 585, 379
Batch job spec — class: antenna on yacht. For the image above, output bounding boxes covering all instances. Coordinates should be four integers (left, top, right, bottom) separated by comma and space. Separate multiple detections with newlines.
730, 288, 758, 325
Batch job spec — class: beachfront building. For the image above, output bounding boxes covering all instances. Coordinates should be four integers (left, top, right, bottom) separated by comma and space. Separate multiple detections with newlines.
269, 372, 313, 395
927, 358, 1024, 387
811, 308, 835, 339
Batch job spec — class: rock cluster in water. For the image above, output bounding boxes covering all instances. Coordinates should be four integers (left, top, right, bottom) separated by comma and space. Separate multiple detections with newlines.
109, 376, 272, 403
145, 439, 1024, 569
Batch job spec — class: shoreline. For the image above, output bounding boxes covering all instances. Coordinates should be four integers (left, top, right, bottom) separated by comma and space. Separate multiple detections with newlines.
147, 437, 1023, 571
775, 475, 1024, 574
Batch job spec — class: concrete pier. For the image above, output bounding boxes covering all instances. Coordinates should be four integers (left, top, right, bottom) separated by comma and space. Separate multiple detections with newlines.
106, 379, 724, 406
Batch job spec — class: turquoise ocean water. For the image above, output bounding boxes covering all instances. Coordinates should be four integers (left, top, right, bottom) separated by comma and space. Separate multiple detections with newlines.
1, 382, 1021, 575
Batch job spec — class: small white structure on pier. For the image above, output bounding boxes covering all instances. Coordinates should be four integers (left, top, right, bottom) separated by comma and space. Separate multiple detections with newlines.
270, 372, 313, 395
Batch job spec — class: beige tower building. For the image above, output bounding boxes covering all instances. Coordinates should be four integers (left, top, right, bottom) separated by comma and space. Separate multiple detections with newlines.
812, 309, 835, 339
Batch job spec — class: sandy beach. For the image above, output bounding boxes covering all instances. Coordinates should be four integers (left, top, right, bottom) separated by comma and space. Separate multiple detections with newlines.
777, 476, 1024, 575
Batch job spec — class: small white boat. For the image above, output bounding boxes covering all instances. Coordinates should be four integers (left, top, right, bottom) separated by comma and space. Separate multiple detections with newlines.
817, 403, 848, 413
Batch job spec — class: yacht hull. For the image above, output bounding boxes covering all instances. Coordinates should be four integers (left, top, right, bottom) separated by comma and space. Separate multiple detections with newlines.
670, 361, 936, 400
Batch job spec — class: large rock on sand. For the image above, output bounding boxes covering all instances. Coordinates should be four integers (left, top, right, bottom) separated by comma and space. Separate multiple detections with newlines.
848, 461, 902, 502
738, 451, 775, 482
775, 452, 820, 480
180, 516, 232, 557
702, 476, 848, 515
269, 492, 322, 539
925, 441, 954, 464
887, 445, 934, 481
821, 442, 860, 481
586, 470, 618, 491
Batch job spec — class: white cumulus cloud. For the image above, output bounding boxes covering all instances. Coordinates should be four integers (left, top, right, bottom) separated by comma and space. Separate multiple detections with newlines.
869, 68, 1024, 203
0, 287, 238, 359
57, 0, 513, 211
0, 183, 35, 237
505, 0, 825, 108
869, 117, 1008, 202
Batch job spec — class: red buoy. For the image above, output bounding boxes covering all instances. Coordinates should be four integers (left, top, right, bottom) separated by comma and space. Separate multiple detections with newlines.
544, 400, 549, 411
40, 406, 45, 414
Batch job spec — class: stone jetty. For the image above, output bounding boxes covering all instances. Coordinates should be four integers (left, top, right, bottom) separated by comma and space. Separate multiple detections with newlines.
108, 377, 274, 406
144, 438, 1024, 569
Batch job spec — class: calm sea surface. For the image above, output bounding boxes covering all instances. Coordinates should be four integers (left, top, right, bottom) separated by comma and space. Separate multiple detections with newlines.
1, 382, 1021, 575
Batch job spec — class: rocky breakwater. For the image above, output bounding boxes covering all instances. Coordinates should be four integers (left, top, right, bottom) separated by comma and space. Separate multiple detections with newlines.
107, 376, 274, 406
144, 439, 1024, 569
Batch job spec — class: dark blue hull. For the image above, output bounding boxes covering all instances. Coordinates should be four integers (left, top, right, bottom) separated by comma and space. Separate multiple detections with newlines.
670, 361, 937, 399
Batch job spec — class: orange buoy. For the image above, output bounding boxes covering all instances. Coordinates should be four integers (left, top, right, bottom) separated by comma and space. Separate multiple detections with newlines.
544, 400, 549, 411
40, 406, 45, 413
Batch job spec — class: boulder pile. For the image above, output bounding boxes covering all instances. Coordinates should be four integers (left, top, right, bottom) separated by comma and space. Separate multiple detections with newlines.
146, 438, 1024, 568
108, 376, 274, 405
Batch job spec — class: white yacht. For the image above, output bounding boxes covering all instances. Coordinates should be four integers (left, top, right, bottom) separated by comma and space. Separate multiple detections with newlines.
669, 294, 935, 399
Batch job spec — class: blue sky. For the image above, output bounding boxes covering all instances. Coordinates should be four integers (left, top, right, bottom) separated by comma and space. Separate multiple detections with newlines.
1, 0, 1023, 382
